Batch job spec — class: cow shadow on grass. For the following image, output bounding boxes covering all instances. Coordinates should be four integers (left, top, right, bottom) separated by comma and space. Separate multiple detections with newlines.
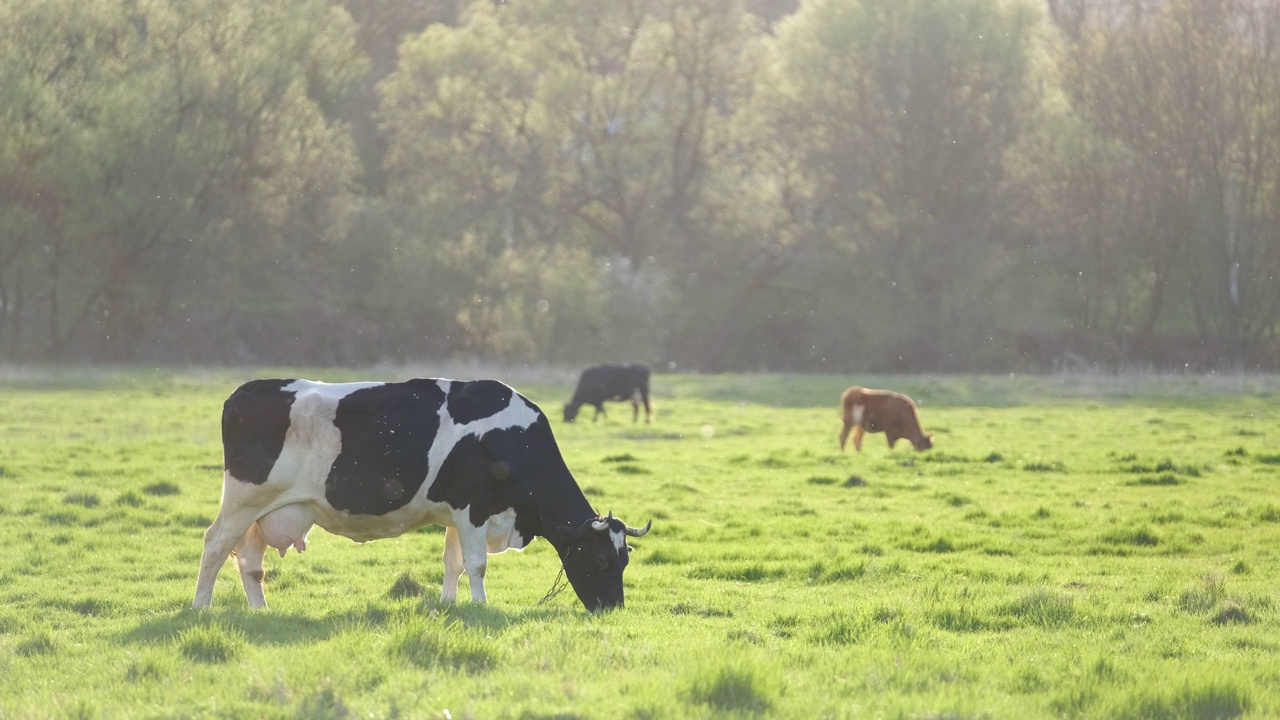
119, 607, 338, 648
119, 599, 571, 651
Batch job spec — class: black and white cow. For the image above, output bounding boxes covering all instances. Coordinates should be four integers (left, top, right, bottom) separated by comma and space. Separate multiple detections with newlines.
194, 378, 651, 612
563, 363, 652, 423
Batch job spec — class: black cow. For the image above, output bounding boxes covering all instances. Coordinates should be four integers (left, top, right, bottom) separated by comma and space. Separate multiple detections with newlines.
194, 378, 651, 612
563, 363, 652, 423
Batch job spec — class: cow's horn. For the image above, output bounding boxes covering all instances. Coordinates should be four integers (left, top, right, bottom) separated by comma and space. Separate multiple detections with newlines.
591, 517, 609, 531
624, 520, 652, 537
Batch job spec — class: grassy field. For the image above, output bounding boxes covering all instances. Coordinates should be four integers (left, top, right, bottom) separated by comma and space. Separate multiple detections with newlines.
1, 368, 1279, 719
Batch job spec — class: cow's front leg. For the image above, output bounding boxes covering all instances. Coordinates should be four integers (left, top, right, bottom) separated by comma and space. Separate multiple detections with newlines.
440, 526, 464, 603
234, 523, 269, 609
456, 523, 490, 602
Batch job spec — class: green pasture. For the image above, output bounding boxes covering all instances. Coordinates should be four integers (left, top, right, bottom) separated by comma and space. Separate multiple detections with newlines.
1, 369, 1279, 719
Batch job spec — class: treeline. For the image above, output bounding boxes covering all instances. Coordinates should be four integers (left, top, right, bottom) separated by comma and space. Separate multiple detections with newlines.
2, 0, 1278, 371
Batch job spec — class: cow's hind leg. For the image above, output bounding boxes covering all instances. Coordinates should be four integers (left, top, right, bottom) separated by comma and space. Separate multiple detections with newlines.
194, 506, 259, 608
234, 523, 269, 609
440, 526, 464, 603
853, 425, 866, 452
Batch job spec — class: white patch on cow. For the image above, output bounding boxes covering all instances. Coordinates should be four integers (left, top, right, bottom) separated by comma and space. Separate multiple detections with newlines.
851, 404, 865, 426
610, 528, 626, 554
483, 508, 530, 553
268, 380, 383, 489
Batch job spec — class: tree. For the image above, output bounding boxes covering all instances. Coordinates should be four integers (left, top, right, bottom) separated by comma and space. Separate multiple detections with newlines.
708, 0, 1049, 370
0, 0, 366, 361
1055, 0, 1280, 367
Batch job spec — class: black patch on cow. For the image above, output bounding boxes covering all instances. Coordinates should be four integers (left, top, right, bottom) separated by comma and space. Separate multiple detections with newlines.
222, 379, 296, 485
446, 380, 514, 425
324, 380, 447, 515
428, 427, 526, 527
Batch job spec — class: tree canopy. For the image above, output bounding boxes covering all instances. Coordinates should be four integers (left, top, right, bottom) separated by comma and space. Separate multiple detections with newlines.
2, 0, 1277, 371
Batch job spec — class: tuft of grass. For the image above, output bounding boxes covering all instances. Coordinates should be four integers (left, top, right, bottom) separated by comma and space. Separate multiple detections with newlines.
1023, 460, 1066, 473
390, 615, 499, 673
601, 453, 638, 463
683, 660, 777, 715
174, 513, 211, 529
1179, 573, 1226, 614
1256, 504, 1280, 523
387, 572, 425, 599
1212, 601, 1253, 626
43, 511, 80, 527
932, 606, 992, 632
1115, 681, 1251, 720
903, 536, 955, 553
70, 599, 113, 617
689, 564, 785, 583
1001, 589, 1076, 627
615, 464, 650, 475
124, 656, 167, 683
63, 492, 100, 508
1254, 453, 1280, 465
843, 475, 867, 487
142, 482, 180, 496
810, 613, 865, 645
983, 451, 1004, 463
670, 603, 733, 618
805, 560, 867, 584
115, 490, 145, 507
806, 476, 837, 486
295, 684, 350, 720
641, 548, 683, 566
1130, 473, 1180, 486
17, 631, 56, 657
177, 623, 246, 664
1102, 526, 1160, 547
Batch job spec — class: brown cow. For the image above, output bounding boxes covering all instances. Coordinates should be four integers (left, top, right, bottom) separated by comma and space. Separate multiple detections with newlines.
838, 386, 933, 452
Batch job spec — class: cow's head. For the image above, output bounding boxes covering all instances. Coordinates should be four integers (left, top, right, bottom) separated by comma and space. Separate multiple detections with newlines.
562, 403, 581, 423
914, 434, 934, 451
560, 512, 651, 611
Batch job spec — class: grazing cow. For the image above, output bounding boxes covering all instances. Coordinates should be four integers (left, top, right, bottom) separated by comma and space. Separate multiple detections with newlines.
194, 378, 651, 612
839, 386, 933, 452
563, 363, 652, 423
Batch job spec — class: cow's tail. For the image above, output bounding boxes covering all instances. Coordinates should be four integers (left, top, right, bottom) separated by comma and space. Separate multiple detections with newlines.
838, 388, 858, 450
838, 387, 861, 423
